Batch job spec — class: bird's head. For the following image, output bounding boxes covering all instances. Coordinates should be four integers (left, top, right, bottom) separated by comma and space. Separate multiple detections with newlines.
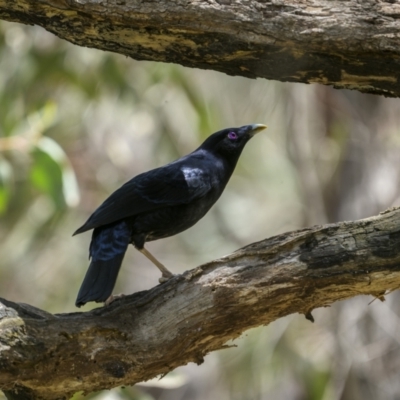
200, 124, 267, 160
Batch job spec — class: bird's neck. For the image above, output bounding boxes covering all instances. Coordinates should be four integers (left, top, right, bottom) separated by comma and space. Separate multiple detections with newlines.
192, 148, 241, 178
211, 150, 242, 180
218, 149, 243, 172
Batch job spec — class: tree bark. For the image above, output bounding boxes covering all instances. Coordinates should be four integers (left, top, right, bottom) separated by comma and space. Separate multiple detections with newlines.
1, 207, 400, 399
0, 0, 400, 97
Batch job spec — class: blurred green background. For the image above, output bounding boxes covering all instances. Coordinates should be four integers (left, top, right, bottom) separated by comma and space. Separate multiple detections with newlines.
1, 20, 400, 400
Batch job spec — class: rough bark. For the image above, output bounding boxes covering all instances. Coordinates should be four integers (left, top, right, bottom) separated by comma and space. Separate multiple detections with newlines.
0, 1, 400, 97
1, 207, 400, 399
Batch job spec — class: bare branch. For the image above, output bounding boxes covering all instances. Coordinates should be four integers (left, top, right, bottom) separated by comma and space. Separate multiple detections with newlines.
1, 207, 400, 399
0, 1, 399, 96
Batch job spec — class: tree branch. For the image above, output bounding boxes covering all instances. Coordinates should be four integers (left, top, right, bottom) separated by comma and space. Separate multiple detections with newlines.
1, 207, 400, 399
0, 1, 400, 97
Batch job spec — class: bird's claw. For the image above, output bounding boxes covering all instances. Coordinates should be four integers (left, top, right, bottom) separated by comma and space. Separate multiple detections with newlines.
159, 273, 175, 284
104, 293, 125, 306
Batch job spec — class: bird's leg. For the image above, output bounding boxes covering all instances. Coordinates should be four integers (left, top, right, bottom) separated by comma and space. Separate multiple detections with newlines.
138, 247, 175, 283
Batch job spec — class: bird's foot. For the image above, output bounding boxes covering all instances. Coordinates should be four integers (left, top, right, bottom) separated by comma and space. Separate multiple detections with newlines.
104, 293, 125, 306
158, 272, 175, 284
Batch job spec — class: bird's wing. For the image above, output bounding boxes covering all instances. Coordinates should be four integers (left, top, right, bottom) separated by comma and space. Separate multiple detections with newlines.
74, 162, 213, 234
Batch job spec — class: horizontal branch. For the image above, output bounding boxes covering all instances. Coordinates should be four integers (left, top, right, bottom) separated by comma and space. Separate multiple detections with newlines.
1, 207, 400, 399
1, 1, 400, 96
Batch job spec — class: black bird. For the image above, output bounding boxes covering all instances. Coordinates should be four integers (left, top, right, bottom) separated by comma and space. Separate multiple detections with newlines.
74, 124, 267, 307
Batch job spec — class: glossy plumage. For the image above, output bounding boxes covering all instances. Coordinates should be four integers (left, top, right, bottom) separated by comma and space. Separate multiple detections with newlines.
74, 124, 266, 307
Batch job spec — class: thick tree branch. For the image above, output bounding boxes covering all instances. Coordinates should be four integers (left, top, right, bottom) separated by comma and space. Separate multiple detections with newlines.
1, 1, 400, 96
1, 207, 400, 399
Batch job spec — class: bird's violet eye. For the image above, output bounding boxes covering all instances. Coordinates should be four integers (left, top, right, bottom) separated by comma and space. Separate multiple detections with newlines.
228, 132, 238, 140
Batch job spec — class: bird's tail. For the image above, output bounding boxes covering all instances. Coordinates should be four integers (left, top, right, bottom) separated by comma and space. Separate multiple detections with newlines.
75, 220, 131, 307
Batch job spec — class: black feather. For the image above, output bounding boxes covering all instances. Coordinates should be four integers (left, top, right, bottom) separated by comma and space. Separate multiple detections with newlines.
75, 220, 130, 306
74, 124, 266, 306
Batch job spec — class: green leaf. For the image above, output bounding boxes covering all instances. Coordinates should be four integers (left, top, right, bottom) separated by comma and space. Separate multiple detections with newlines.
36, 137, 79, 207
30, 147, 65, 208
0, 158, 12, 214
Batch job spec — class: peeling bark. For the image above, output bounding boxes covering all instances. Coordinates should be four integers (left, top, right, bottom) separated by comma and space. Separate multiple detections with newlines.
0, 1, 400, 96
1, 207, 400, 399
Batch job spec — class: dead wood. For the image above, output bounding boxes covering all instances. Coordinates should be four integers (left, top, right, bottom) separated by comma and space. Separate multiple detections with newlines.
0, 1, 400, 96
1, 207, 400, 399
